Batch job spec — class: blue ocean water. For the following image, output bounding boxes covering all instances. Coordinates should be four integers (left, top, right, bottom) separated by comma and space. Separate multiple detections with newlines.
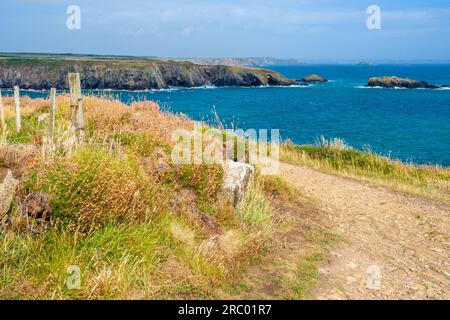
3, 65, 450, 166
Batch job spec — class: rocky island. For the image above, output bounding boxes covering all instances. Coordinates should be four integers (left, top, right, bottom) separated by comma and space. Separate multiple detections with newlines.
367, 76, 440, 89
357, 60, 373, 66
0, 54, 295, 90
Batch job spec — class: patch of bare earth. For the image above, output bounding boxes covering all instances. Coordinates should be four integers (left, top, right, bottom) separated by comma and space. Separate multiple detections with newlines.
279, 162, 449, 300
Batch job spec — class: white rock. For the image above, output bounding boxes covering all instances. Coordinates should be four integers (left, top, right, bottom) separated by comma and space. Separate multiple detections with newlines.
221, 160, 254, 207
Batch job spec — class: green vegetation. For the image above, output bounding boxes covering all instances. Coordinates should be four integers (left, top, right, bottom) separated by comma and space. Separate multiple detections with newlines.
0, 53, 251, 71
0, 96, 275, 299
287, 229, 339, 299
236, 183, 272, 227
282, 137, 450, 203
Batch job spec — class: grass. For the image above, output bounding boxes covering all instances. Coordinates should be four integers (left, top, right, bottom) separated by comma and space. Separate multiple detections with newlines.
219, 174, 339, 300
260, 175, 339, 300
1, 215, 179, 299
0, 54, 276, 74
0, 95, 276, 299
282, 137, 450, 203
23, 146, 165, 233
236, 183, 272, 228
287, 229, 339, 300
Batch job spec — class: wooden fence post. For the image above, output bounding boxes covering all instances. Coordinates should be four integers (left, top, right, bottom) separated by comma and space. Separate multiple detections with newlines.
0, 91, 5, 133
13, 86, 21, 133
49, 88, 56, 136
68, 73, 84, 131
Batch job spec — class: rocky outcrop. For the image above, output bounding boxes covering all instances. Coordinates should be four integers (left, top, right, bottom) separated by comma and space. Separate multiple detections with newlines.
0, 57, 295, 90
221, 160, 255, 207
0, 170, 18, 217
367, 76, 439, 89
301, 74, 328, 83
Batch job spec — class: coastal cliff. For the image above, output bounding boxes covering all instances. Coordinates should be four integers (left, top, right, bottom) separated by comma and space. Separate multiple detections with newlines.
0, 56, 295, 90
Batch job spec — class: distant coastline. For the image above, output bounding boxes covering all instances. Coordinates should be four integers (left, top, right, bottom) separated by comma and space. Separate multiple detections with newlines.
0, 53, 295, 90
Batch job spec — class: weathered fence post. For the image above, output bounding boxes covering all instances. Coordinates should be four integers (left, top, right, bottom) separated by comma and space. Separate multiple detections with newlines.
68, 73, 84, 131
13, 86, 21, 133
49, 88, 56, 136
0, 91, 5, 133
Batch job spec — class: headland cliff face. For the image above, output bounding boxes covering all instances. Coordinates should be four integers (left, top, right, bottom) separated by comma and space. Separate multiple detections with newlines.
0, 57, 295, 90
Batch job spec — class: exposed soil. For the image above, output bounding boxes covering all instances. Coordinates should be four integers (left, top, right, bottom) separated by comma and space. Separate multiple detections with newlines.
225, 162, 449, 300
279, 162, 449, 300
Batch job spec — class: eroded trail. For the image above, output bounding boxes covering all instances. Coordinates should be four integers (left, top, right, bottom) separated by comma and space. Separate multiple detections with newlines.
279, 163, 450, 299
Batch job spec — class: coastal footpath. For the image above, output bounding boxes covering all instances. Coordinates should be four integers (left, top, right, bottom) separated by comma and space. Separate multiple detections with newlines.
0, 92, 448, 299
0, 55, 295, 90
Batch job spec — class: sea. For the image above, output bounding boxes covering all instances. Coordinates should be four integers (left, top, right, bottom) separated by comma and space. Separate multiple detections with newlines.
2, 64, 450, 166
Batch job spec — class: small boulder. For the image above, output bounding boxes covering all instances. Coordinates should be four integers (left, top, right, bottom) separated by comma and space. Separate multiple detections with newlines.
221, 160, 254, 207
21, 191, 50, 219
0, 170, 19, 217
301, 74, 328, 83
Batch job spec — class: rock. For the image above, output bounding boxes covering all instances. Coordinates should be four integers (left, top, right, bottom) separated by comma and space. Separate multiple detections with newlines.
0, 170, 19, 217
221, 160, 255, 207
367, 76, 439, 89
301, 74, 328, 83
293, 82, 311, 87
224, 139, 235, 161
21, 191, 50, 219
441, 85, 450, 88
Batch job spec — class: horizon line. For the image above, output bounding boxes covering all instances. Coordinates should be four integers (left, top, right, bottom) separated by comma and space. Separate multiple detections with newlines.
1, 52, 450, 65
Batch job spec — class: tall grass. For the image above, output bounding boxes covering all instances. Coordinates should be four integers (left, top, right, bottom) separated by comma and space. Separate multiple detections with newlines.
0, 95, 276, 299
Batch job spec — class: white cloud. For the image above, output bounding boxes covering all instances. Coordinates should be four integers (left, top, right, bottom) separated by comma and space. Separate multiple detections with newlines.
181, 26, 194, 36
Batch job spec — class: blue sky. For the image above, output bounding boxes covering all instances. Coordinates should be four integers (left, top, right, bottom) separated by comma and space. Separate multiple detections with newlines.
3, 0, 450, 61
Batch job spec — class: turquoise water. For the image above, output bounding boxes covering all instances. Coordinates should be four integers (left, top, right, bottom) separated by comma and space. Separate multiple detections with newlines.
3, 65, 450, 166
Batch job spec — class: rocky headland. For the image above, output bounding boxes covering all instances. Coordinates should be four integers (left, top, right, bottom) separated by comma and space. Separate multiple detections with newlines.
0, 55, 295, 90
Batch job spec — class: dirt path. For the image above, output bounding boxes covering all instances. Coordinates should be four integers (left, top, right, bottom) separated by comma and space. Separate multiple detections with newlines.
279, 162, 450, 300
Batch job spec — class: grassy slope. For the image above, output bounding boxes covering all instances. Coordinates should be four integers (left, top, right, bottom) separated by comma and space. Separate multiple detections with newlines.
0, 96, 275, 299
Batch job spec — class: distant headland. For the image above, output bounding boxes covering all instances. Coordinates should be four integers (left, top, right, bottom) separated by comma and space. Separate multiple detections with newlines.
0, 53, 296, 90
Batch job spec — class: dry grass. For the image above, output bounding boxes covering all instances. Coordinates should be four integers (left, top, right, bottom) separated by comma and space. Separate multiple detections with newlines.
0, 94, 275, 300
